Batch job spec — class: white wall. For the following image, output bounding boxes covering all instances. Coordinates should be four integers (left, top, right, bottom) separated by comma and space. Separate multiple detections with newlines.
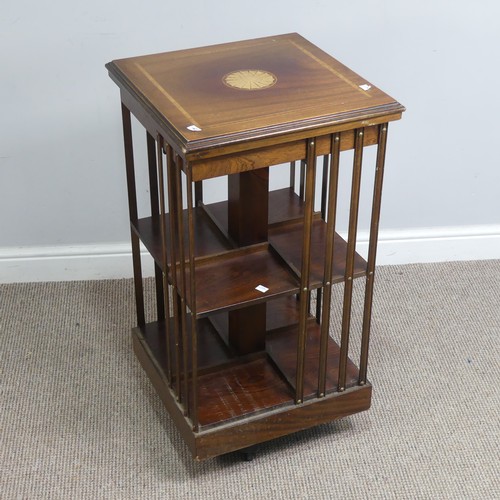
1, 0, 499, 282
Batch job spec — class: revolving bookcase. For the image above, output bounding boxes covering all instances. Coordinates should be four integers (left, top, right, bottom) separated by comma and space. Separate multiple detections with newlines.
106, 33, 404, 460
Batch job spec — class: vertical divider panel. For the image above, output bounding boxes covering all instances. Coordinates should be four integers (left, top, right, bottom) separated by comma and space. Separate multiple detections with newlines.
290, 161, 296, 191
166, 145, 182, 401
299, 160, 306, 200
194, 181, 203, 206
338, 128, 365, 391
147, 131, 165, 321
359, 123, 389, 385
121, 103, 145, 327
295, 138, 317, 404
318, 133, 341, 397
186, 168, 199, 431
156, 135, 172, 384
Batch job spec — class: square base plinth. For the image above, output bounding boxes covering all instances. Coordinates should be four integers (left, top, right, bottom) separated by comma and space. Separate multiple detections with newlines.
131, 323, 372, 460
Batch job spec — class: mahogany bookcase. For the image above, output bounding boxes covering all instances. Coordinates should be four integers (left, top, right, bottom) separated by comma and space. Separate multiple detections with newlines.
106, 33, 404, 460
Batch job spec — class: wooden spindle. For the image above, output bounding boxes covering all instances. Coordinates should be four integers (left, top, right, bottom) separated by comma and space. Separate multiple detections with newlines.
174, 154, 190, 413
316, 154, 331, 323
338, 128, 364, 391
186, 168, 199, 430
156, 136, 172, 382
359, 123, 389, 385
147, 132, 165, 321
295, 138, 317, 404
121, 103, 145, 327
318, 133, 341, 396
165, 144, 182, 399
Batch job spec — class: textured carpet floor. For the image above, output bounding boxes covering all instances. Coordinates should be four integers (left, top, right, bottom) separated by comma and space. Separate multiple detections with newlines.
1, 261, 499, 499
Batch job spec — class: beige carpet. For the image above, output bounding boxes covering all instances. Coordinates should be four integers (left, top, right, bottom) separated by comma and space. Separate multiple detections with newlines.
1, 261, 499, 499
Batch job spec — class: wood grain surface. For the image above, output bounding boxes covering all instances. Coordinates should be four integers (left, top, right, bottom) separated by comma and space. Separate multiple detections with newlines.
107, 33, 404, 156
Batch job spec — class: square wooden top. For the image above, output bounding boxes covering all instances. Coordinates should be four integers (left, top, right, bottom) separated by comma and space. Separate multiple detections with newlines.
106, 33, 404, 155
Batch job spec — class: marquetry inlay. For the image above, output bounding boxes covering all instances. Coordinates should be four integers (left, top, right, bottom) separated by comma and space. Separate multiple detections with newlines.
222, 70, 277, 91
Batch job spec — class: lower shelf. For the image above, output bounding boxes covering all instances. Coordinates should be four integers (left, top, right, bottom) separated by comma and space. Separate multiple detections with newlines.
203, 186, 305, 228
132, 308, 372, 459
197, 355, 292, 428
267, 321, 360, 399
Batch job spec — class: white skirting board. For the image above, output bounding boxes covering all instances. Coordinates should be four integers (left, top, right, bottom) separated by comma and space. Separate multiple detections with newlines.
0, 243, 155, 284
1, 225, 500, 284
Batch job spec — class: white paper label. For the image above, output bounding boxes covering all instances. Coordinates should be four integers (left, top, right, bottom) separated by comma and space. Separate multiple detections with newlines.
359, 84, 372, 91
255, 285, 269, 293
187, 125, 202, 132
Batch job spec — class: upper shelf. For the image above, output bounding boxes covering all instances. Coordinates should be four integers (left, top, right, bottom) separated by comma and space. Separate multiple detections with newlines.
203, 186, 305, 229
133, 186, 366, 317
106, 33, 404, 158
186, 244, 300, 317
203, 187, 367, 288
269, 219, 367, 288
131, 207, 233, 270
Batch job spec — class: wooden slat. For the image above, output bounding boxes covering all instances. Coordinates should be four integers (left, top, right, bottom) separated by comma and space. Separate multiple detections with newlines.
121, 103, 145, 327
359, 123, 389, 384
338, 128, 364, 391
186, 167, 199, 430
295, 138, 317, 404
166, 144, 182, 399
174, 153, 190, 411
318, 131, 341, 396
147, 132, 165, 321
156, 135, 172, 382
